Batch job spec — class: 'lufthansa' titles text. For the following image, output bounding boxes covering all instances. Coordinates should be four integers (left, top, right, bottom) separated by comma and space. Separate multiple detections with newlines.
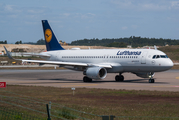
117, 51, 141, 55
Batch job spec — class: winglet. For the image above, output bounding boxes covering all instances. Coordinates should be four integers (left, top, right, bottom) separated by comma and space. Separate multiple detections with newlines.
3, 46, 14, 59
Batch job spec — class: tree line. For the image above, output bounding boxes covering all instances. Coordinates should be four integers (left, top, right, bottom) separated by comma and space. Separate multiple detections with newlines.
0, 40, 7, 44
1, 36, 179, 47
70, 36, 179, 47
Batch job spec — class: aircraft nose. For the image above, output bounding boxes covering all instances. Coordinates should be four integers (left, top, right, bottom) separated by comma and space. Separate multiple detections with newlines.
166, 59, 173, 69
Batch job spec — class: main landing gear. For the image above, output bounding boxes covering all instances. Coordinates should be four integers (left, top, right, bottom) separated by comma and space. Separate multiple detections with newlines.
83, 76, 92, 82
115, 73, 124, 82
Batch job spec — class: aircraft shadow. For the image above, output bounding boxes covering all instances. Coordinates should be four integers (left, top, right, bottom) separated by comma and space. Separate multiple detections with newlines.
91, 79, 169, 84
33, 78, 169, 84
36, 78, 83, 83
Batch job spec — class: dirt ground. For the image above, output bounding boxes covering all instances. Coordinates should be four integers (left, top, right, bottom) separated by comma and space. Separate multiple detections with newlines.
0, 44, 116, 53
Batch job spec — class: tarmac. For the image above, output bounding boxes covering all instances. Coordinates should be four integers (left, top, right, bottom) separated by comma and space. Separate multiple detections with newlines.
0, 69, 179, 91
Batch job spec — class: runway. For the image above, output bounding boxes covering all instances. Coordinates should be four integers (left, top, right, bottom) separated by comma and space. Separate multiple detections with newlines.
0, 69, 179, 91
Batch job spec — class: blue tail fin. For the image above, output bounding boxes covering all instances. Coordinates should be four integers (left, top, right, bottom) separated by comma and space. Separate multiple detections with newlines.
42, 20, 65, 51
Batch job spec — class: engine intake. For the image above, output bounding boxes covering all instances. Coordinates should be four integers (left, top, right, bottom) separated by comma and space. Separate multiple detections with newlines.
83, 67, 107, 79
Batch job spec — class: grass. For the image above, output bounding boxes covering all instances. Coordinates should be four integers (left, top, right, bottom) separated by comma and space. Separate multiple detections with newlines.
1, 85, 179, 120
159, 45, 179, 62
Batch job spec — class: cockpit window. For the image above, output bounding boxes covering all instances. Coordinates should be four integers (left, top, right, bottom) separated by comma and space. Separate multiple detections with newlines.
152, 55, 156, 59
156, 55, 160, 58
160, 55, 166, 58
153, 55, 168, 59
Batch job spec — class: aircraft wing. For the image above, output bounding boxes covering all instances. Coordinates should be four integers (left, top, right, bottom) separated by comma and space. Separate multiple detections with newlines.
22, 59, 112, 68
22, 59, 88, 66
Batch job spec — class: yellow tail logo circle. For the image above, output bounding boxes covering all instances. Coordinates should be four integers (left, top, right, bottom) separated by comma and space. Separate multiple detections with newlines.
45, 29, 52, 43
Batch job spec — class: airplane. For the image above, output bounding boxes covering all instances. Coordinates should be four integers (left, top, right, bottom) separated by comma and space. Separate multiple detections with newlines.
4, 20, 174, 83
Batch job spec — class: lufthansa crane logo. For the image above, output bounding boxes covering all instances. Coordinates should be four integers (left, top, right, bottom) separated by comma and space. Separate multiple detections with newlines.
45, 29, 52, 43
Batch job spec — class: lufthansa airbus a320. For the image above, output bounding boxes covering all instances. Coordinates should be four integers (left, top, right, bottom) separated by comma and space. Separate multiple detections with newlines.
4, 20, 173, 83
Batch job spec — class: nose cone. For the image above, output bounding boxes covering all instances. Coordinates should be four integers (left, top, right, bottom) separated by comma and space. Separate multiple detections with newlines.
166, 59, 174, 69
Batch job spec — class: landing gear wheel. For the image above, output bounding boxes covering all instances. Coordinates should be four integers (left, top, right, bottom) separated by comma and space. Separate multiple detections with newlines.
149, 79, 155, 83
83, 76, 92, 82
115, 75, 119, 81
115, 75, 124, 82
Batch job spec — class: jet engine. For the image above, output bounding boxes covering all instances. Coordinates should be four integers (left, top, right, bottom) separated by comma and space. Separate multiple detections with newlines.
83, 67, 107, 79
133, 72, 155, 78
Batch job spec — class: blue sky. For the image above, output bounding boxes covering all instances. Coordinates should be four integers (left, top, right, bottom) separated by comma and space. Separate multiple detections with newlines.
0, 0, 179, 44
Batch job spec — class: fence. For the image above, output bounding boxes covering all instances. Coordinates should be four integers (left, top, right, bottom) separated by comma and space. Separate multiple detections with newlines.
0, 107, 44, 120
10, 52, 40, 57
0, 90, 101, 120
0, 89, 179, 120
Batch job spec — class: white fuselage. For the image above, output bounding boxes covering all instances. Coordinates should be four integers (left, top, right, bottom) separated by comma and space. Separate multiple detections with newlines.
41, 48, 173, 73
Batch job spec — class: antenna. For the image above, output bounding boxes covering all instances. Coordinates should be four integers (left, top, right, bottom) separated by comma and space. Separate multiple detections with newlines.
154, 45, 157, 50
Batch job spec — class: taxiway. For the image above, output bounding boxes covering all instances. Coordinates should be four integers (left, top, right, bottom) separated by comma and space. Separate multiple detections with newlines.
0, 69, 179, 91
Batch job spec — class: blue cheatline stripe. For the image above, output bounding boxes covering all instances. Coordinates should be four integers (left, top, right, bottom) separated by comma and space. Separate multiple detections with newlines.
42, 20, 65, 51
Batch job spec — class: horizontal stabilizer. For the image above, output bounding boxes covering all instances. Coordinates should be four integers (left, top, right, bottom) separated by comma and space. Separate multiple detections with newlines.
21, 53, 51, 58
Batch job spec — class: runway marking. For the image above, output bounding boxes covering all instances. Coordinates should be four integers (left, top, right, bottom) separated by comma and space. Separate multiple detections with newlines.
152, 85, 179, 88
62, 84, 98, 87
151, 86, 172, 88
176, 77, 179, 80
107, 85, 139, 87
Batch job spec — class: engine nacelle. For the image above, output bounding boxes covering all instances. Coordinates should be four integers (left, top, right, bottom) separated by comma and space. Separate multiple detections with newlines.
134, 72, 155, 78
83, 67, 107, 79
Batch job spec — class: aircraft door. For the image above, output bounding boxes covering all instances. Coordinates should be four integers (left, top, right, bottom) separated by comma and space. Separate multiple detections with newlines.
105, 55, 109, 62
55, 52, 60, 61
141, 51, 148, 64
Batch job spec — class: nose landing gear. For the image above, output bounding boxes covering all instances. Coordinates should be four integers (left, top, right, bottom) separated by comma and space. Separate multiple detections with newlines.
149, 78, 155, 83
149, 72, 155, 83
